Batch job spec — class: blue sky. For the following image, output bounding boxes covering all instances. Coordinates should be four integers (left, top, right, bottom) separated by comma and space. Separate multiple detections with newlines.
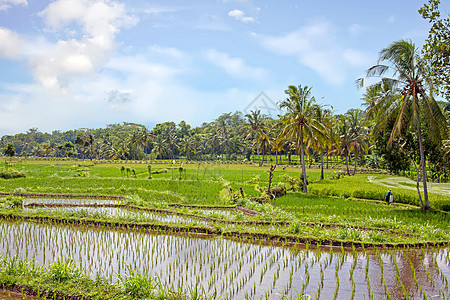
0, 0, 447, 135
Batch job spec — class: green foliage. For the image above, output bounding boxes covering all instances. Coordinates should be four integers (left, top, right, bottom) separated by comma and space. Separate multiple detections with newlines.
419, 0, 450, 99
4, 143, 15, 157
441, 204, 450, 212
0, 196, 22, 209
0, 169, 26, 179
119, 266, 154, 299
282, 174, 301, 191
287, 222, 303, 234
374, 122, 412, 174
48, 258, 83, 283
329, 171, 346, 180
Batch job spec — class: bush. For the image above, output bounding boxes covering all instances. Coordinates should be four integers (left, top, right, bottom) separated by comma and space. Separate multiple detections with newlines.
0, 170, 25, 179
441, 204, 450, 212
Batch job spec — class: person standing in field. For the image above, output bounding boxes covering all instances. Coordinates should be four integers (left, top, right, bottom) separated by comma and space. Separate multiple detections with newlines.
385, 189, 393, 204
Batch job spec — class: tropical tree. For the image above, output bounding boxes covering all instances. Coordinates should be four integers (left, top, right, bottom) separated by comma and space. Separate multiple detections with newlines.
152, 135, 166, 160
346, 109, 369, 175
179, 135, 193, 160
419, 0, 450, 99
312, 106, 333, 179
75, 131, 94, 160
4, 143, 15, 157
278, 85, 325, 192
216, 113, 232, 160
358, 39, 448, 209
244, 110, 267, 166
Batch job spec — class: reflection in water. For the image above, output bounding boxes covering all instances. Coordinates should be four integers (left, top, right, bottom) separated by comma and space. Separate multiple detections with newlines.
23, 206, 208, 225
22, 198, 121, 205
0, 220, 448, 300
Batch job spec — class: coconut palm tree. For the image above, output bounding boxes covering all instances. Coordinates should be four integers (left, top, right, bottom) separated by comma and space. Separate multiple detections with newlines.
244, 110, 267, 166
358, 39, 448, 209
179, 135, 193, 160
278, 85, 326, 193
216, 113, 232, 160
312, 106, 333, 179
346, 109, 369, 175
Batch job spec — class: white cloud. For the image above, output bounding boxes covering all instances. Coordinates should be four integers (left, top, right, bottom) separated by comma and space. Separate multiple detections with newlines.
105, 54, 180, 79
388, 15, 396, 23
0, 51, 255, 136
343, 49, 373, 67
348, 23, 369, 36
149, 45, 185, 59
257, 21, 371, 85
0, 27, 22, 59
0, 0, 27, 11
197, 14, 231, 31
228, 9, 255, 23
205, 49, 266, 80
21, 0, 139, 91
257, 21, 346, 84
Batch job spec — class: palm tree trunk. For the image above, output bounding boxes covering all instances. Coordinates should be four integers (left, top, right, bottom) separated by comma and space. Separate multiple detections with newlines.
346, 150, 350, 175
320, 151, 324, 180
448, 161, 450, 183
263, 144, 267, 166
417, 124, 430, 209
257, 144, 261, 166
412, 160, 424, 208
300, 129, 307, 193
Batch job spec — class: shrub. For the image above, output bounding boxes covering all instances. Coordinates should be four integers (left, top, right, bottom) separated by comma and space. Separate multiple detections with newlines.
441, 204, 450, 212
0, 170, 25, 179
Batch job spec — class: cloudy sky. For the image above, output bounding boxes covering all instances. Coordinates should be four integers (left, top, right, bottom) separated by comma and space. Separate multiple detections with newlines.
0, 0, 447, 135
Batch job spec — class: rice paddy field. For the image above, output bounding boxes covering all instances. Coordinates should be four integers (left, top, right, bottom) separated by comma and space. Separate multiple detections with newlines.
0, 159, 449, 299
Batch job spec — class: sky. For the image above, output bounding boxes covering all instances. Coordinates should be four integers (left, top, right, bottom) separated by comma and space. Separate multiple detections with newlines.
0, 0, 448, 136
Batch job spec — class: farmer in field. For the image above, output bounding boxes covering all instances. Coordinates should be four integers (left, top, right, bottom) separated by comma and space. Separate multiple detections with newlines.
385, 189, 393, 204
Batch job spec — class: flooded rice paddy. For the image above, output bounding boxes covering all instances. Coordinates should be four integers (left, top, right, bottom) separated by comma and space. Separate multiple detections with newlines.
23, 206, 209, 225
22, 198, 122, 206
1, 219, 449, 299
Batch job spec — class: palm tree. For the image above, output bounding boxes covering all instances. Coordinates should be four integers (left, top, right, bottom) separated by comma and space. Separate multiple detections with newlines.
358, 39, 448, 209
312, 106, 333, 179
163, 125, 178, 159
244, 110, 267, 166
152, 135, 166, 160
278, 85, 325, 193
216, 113, 232, 160
346, 109, 369, 175
179, 135, 193, 160
269, 119, 284, 165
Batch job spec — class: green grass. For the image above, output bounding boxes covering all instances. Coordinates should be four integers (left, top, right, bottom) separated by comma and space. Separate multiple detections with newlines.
274, 193, 450, 235
308, 174, 450, 210
0, 255, 203, 299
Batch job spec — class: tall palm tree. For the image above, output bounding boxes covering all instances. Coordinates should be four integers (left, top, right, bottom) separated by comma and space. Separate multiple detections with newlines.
269, 119, 284, 165
163, 126, 178, 159
216, 113, 232, 160
244, 110, 267, 166
346, 109, 369, 175
179, 135, 193, 160
278, 85, 325, 193
358, 39, 448, 209
312, 106, 333, 179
